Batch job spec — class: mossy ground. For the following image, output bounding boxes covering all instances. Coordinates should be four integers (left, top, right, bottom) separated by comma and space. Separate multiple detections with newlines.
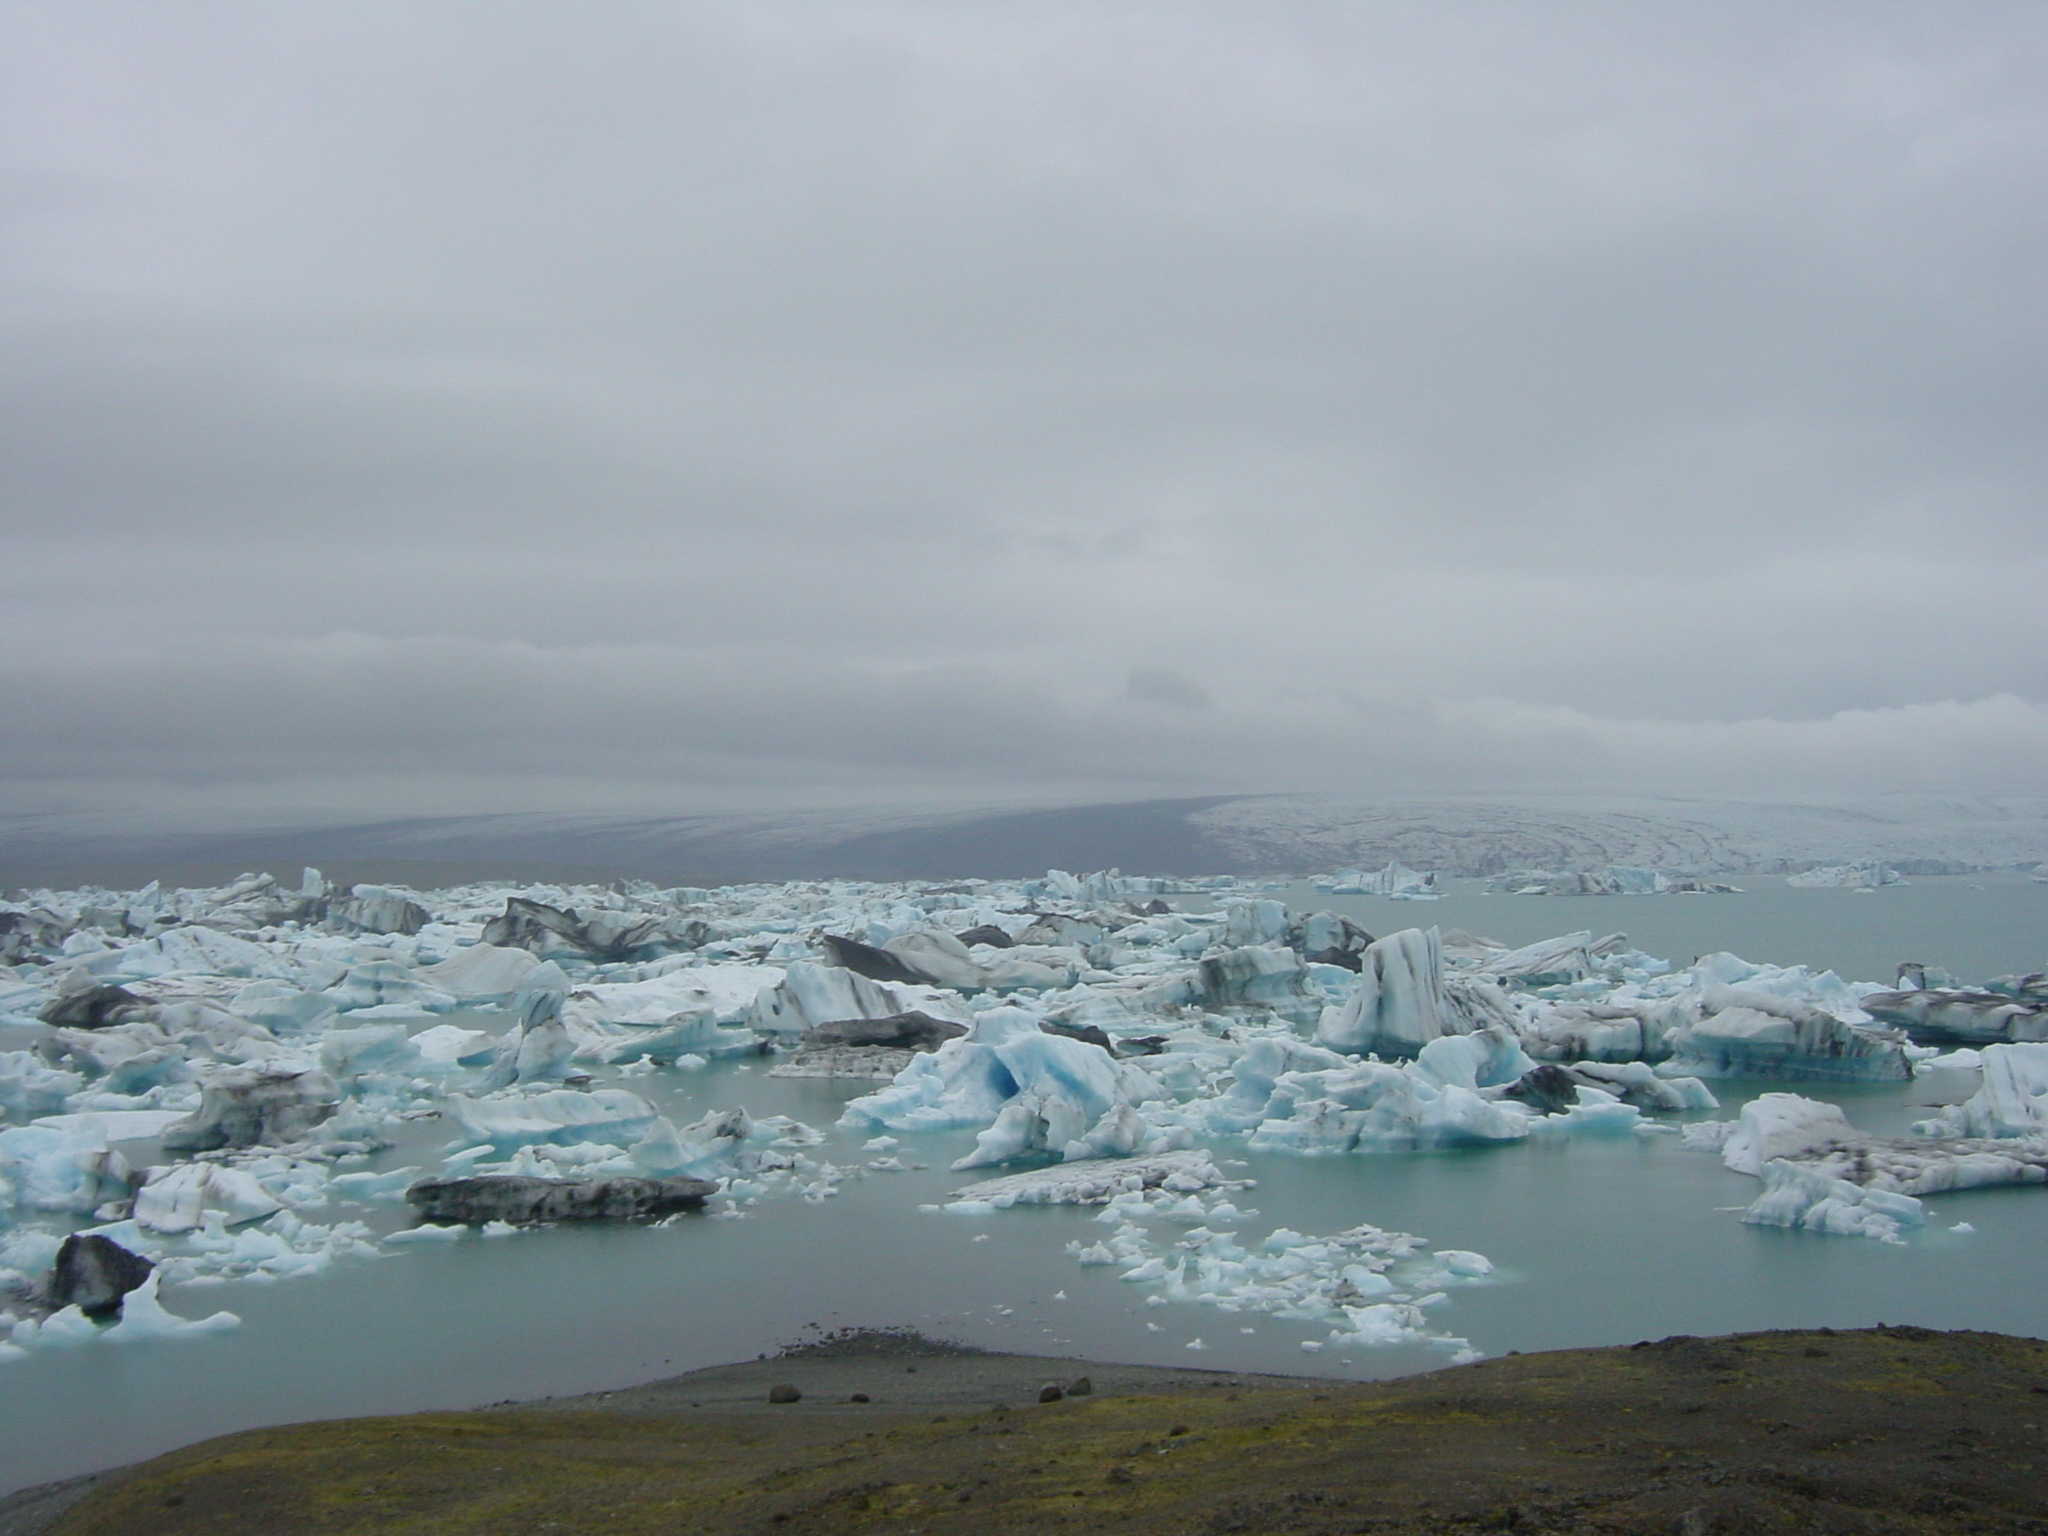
42, 1328, 2048, 1536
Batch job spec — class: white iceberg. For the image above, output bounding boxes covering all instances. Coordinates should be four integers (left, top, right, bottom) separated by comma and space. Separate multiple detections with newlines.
1741, 1160, 1924, 1243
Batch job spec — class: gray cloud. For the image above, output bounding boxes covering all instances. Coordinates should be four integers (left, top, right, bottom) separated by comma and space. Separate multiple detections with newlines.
2, 2, 2043, 823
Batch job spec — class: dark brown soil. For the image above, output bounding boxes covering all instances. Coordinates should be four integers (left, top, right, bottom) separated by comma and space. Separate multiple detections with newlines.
23, 1325, 2048, 1536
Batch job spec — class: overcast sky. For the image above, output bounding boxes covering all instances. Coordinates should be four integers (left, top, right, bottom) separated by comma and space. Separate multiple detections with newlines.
3, 2, 2044, 826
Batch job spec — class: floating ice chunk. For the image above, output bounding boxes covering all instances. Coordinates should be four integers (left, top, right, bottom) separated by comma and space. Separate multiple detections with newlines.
951, 1151, 1242, 1209
31, 1109, 190, 1142
134, 1163, 285, 1233
841, 1008, 1165, 1171
416, 942, 544, 1001
878, 929, 990, 991
1410, 1029, 1534, 1091
9, 1305, 104, 1350
1912, 1043, 2048, 1138
1665, 965, 1910, 1083
1316, 929, 1457, 1057
1516, 1000, 1676, 1065
443, 1088, 660, 1150
319, 1024, 423, 1081
1189, 945, 1321, 1021
330, 1166, 424, 1203
1561, 1061, 1718, 1111
480, 988, 577, 1089
1464, 931, 1610, 988
322, 960, 455, 1015
1194, 1036, 1351, 1134
225, 981, 338, 1035
745, 960, 957, 1037
1434, 1250, 1493, 1277
1862, 988, 2047, 1045
75, 926, 286, 983
1719, 1093, 1859, 1177
1241, 1057, 1531, 1156
0, 1122, 132, 1214
161, 1062, 339, 1153
1741, 1159, 1924, 1243
410, 1024, 498, 1066
1786, 862, 1901, 889
1322, 863, 1437, 898
1221, 900, 1290, 949
0, 1052, 85, 1119
384, 1222, 468, 1244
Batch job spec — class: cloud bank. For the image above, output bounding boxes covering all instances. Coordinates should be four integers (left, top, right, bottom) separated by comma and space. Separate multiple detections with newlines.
2, 3, 2042, 823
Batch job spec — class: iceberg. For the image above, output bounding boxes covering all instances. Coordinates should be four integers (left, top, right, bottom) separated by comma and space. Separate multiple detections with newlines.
160, 1063, 340, 1153
950, 1150, 1243, 1208
1719, 1093, 1859, 1176
1463, 931, 1621, 988
1859, 988, 2047, 1045
1316, 928, 1458, 1057
0, 1122, 133, 1215
1913, 1042, 2048, 1138
1318, 864, 1439, 898
1663, 960, 1910, 1082
1741, 1160, 1925, 1243
839, 1007, 1167, 1170
133, 1162, 285, 1233
321, 960, 455, 1015
1243, 1058, 1532, 1155
746, 960, 963, 1038
1786, 862, 1902, 889
416, 942, 545, 1001
443, 1088, 661, 1150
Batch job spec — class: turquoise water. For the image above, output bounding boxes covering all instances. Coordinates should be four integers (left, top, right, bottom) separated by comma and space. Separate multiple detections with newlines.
0, 877, 2042, 1495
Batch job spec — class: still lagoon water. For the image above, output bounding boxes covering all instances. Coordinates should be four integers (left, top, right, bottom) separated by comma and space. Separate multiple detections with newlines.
1, 874, 2041, 1495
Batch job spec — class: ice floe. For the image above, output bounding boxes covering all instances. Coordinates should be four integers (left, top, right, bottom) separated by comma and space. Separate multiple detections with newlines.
0, 861, 2039, 1358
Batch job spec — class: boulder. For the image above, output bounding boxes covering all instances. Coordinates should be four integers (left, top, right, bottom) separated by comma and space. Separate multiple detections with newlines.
47, 1233, 153, 1319
405, 1173, 717, 1226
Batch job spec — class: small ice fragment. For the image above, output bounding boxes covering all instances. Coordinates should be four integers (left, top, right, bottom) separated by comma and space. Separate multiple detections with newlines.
972, 1233, 990, 1243
385, 1225, 467, 1244
1951, 1221, 1976, 1233
1185, 1338, 1206, 1350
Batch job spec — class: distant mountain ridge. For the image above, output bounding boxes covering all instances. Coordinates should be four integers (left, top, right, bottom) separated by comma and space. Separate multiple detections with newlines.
5, 793, 2046, 892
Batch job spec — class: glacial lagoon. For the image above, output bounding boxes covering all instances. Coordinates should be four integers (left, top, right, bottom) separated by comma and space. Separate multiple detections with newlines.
0, 872, 2042, 1496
